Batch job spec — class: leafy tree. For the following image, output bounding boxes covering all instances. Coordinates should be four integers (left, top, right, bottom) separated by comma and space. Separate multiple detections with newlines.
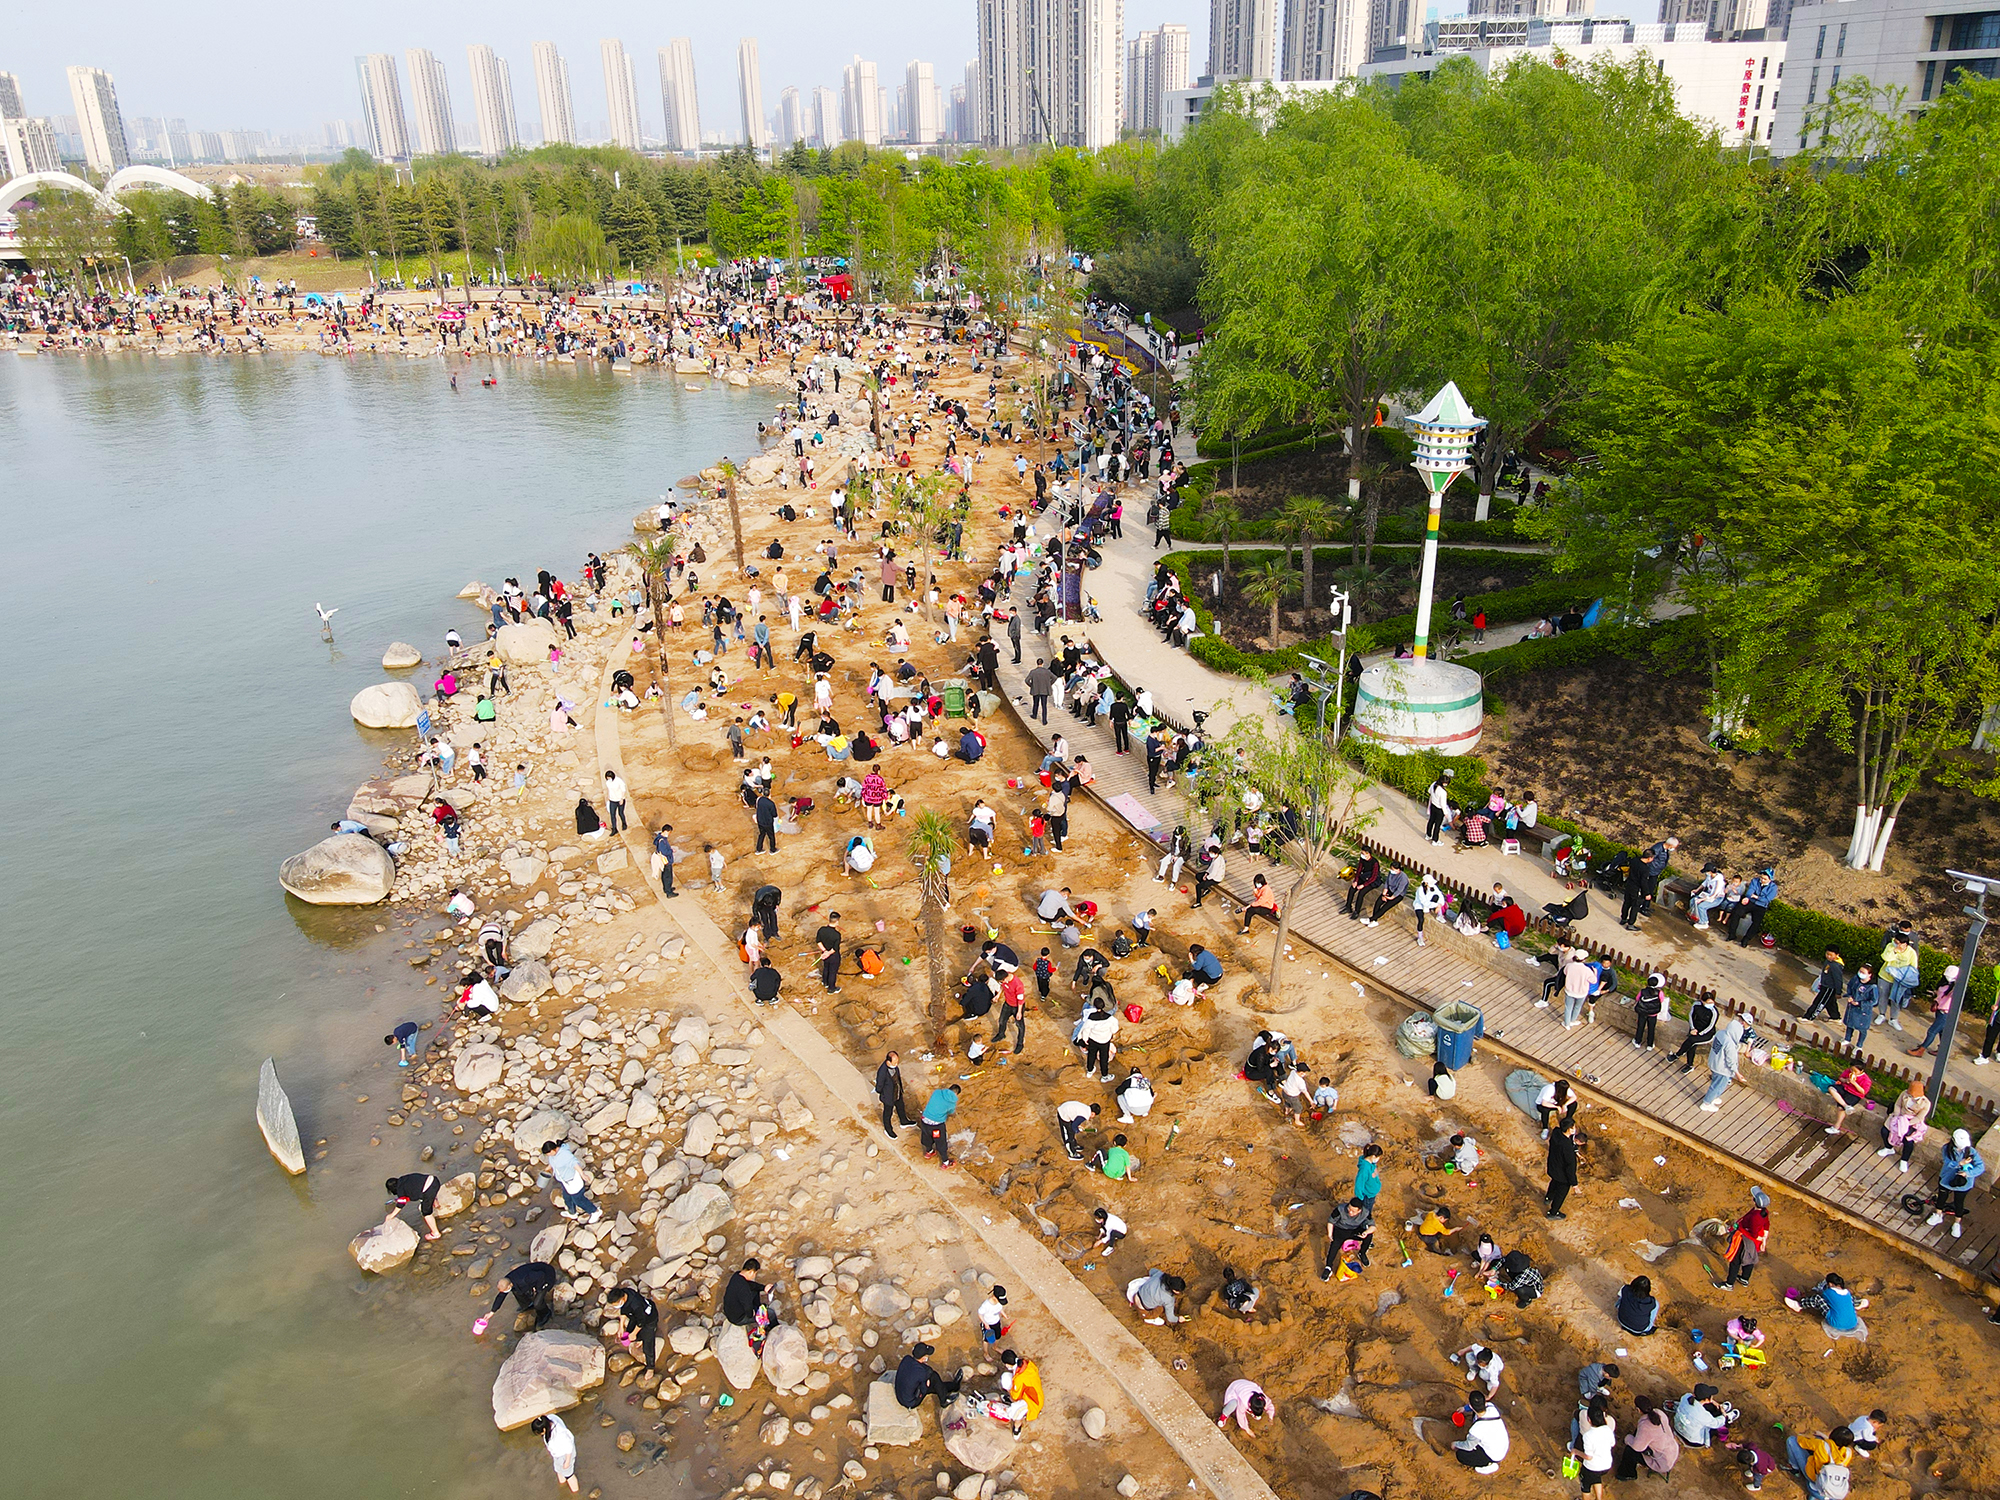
522, 213, 608, 280
17, 189, 114, 287
1193, 89, 1457, 506
1086, 231, 1201, 316
602, 189, 662, 272
1541, 293, 2000, 869
1186, 717, 1373, 1002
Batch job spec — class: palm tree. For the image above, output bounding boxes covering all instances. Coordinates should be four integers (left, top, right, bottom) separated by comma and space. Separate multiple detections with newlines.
1278, 495, 1338, 625
1243, 557, 1302, 648
624, 536, 677, 749
906, 810, 957, 1048
1201, 494, 1243, 574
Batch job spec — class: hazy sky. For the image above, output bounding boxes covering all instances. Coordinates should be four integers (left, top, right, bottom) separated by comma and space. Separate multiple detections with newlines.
4, 2, 1208, 136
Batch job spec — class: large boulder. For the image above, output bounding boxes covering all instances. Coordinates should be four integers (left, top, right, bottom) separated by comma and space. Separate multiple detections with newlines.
655, 1184, 734, 1259
722, 1152, 765, 1189
453, 1044, 505, 1094
715, 1321, 761, 1390
867, 1377, 924, 1446
668, 1323, 710, 1356
349, 1217, 419, 1274
514, 916, 563, 959
498, 958, 552, 1003
583, 1101, 628, 1136
860, 1283, 912, 1319
280, 834, 395, 906
494, 619, 559, 666
760, 1323, 810, 1390
502, 852, 549, 888
341, 804, 399, 838
491, 1330, 606, 1430
512, 1108, 575, 1160
941, 1394, 1016, 1472
350, 778, 424, 817
626, 1090, 662, 1131
434, 1172, 478, 1218
381, 642, 423, 669
350, 681, 423, 729
683, 1111, 719, 1157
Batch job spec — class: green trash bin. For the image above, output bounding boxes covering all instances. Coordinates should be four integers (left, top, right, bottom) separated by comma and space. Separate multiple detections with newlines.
943, 684, 968, 718
1433, 1000, 1485, 1070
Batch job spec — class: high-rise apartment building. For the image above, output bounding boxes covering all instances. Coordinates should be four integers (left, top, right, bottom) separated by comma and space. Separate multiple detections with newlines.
905, 60, 943, 143
404, 48, 456, 156
0, 72, 25, 119
1211, 0, 1281, 77
738, 38, 767, 149
66, 65, 130, 174
601, 40, 643, 148
353, 53, 410, 161
2, 115, 62, 176
533, 41, 576, 145
1126, 24, 1193, 130
812, 85, 842, 146
777, 86, 806, 148
842, 56, 884, 145
467, 44, 520, 156
976, 0, 1125, 149
1281, 0, 1372, 78
659, 39, 701, 153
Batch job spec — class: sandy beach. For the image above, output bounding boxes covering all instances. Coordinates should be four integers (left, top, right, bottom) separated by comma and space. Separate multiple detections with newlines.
291, 298, 2000, 1500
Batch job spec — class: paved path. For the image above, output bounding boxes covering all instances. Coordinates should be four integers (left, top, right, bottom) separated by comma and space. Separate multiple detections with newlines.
992, 601, 2000, 1286
592, 654, 1279, 1500
1082, 519, 2000, 1122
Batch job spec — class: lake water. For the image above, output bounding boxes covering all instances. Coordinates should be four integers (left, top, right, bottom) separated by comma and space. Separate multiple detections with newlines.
0, 352, 766, 1497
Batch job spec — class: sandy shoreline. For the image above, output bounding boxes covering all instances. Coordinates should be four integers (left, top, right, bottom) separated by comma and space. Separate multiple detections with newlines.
279, 304, 2000, 1500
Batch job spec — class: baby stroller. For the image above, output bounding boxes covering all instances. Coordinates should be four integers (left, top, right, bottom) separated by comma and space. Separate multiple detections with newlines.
1542, 890, 1589, 929
1550, 835, 1590, 890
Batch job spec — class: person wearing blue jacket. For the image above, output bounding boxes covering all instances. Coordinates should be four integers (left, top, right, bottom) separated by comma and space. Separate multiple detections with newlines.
1736, 869, 1779, 946
1841, 966, 1879, 1048
1927, 1128, 1986, 1238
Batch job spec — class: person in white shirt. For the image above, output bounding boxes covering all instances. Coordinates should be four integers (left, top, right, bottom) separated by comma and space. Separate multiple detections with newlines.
1217, 1379, 1271, 1432
977, 1286, 1011, 1344
1056, 1099, 1099, 1159
1452, 1342, 1505, 1395
603, 770, 630, 834
1116, 1068, 1154, 1123
531, 1411, 580, 1492
460, 973, 501, 1017
1454, 1395, 1511, 1474
1570, 1394, 1617, 1500
444, 889, 474, 920
1093, 1207, 1127, 1251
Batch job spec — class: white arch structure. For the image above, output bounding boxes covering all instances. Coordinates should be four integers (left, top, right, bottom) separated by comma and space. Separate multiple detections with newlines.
1, 164, 213, 218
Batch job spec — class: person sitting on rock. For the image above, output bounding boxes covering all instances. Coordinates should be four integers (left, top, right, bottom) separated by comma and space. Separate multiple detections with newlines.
894, 1342, 962, 1410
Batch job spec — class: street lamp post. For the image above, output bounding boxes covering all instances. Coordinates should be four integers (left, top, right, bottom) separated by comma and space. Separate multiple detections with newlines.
1329, 583, 1354, 741
1927, 869, 2000, 1106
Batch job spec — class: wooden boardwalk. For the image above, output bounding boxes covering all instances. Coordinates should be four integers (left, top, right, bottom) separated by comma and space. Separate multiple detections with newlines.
991, 625, 2000, 1283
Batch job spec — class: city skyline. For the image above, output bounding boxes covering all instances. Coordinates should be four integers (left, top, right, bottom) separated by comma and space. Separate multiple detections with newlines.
0, 8, 1214, 141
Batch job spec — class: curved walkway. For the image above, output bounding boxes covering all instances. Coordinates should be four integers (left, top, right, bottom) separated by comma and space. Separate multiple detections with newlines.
590, 651, 1279, 1500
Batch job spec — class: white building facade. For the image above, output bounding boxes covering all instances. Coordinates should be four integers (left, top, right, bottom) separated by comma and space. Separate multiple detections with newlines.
467, 44, 520, 156
601, 40, 643, 149
404, 48, 456, 156
66, 65, 130, 174
353, 53, 409, 161
533, 42, 576, 145
1772, 0, 1998, 152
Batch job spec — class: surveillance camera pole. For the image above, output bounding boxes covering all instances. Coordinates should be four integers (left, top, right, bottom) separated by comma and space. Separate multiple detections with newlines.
1929, 869, 2000, 1103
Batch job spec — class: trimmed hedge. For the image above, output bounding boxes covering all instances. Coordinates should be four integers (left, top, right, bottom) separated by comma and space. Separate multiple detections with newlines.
1170, 506, 1529, 545
1193, 423, 1336, 459
1163, 550, 1605, 670
1763, 903, 1995, 1019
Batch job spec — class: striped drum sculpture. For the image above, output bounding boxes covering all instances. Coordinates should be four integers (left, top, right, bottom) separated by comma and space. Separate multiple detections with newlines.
1352, 382, 1488, 756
